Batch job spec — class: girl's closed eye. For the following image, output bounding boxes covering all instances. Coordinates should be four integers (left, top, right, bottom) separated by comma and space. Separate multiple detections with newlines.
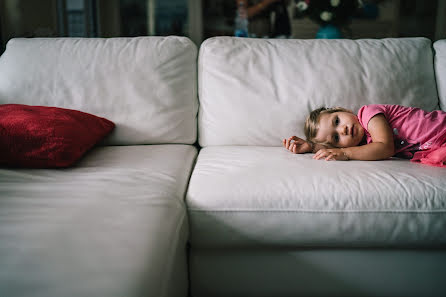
333, 133, 339, 144
333, 116, 340, 144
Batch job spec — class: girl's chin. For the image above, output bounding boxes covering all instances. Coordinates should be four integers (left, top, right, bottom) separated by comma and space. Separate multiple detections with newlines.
358, 134, 367, 146
350, 137, 364, 147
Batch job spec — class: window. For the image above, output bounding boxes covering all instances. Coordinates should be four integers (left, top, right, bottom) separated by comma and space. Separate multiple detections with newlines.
58, 0, 98, 37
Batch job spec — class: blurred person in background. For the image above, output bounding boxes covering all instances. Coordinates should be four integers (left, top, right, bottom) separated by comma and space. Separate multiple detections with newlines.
236, 0, 291, 38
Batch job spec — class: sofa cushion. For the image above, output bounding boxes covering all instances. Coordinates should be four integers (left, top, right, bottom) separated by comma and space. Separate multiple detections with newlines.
0, 104, 114, 168
198, 37, 438, 146
186, 147, 446, 248
0, 37, 198, 145
0, 145, 197, 297
434, 40, 446, 111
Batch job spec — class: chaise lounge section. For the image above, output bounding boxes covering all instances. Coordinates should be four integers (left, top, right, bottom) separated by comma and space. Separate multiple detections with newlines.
0, 37, 198, 297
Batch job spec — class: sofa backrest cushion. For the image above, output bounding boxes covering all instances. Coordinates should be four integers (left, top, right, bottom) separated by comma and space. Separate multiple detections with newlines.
198, 37, 438, 147
434, 40, 446, 111
0, 37, 198, 145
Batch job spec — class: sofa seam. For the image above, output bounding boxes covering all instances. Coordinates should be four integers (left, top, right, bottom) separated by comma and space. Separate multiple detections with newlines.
197, 37, 206, 147
159, 208, 188, 297
187, 209, 446, 213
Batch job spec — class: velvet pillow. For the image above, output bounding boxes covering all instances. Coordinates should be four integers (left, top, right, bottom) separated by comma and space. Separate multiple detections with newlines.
0, 104, 115, 168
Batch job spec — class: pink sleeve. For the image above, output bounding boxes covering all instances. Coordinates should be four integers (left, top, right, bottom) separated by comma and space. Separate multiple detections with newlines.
357, 104, 387, 132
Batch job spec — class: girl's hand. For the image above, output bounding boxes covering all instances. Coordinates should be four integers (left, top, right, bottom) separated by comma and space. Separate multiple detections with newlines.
313, 148, 349, 161
283, 136, 313, 154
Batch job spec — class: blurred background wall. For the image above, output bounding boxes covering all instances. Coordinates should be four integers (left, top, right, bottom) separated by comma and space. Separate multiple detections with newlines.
0, 0, 445, 54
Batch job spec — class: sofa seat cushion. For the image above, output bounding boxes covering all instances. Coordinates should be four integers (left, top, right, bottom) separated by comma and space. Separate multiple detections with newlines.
0, 145, 197, 297
186, 146, 446, 248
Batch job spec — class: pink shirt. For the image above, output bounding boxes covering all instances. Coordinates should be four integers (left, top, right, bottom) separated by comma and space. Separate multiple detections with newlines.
357, 104, 446, 157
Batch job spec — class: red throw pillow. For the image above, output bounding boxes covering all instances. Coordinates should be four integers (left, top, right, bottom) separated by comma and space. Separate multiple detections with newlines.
0, 104, 115, 168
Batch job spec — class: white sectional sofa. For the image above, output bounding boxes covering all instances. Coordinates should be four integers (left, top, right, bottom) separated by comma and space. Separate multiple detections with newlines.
1, 36, 446, 297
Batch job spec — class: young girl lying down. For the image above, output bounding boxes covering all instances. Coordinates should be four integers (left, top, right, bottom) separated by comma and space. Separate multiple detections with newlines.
283, 104, 446, 167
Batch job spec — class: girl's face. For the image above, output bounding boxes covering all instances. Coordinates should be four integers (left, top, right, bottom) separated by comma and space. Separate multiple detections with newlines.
314, 111, 365, 148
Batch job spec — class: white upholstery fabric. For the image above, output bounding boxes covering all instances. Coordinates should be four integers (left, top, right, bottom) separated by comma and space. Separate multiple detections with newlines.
190, 248, 446, 297
0, 37, 198, 145
198, 37, 438, 146
0, 145, 197, 297
434, 39, 446, 111
186, 147, 446, 248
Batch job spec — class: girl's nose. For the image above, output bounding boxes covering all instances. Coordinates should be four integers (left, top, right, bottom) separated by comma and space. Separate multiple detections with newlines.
338, 125, 348, 135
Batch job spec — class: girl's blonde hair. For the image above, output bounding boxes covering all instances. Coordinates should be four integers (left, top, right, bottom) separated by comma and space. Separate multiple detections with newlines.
304, 107, 352, 145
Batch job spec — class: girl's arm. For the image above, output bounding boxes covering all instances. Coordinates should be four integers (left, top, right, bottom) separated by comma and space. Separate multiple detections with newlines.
283, 136, 329, 154
283, 136, 312, 153
314, 114, 395, 161
343, 114, 395, 160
